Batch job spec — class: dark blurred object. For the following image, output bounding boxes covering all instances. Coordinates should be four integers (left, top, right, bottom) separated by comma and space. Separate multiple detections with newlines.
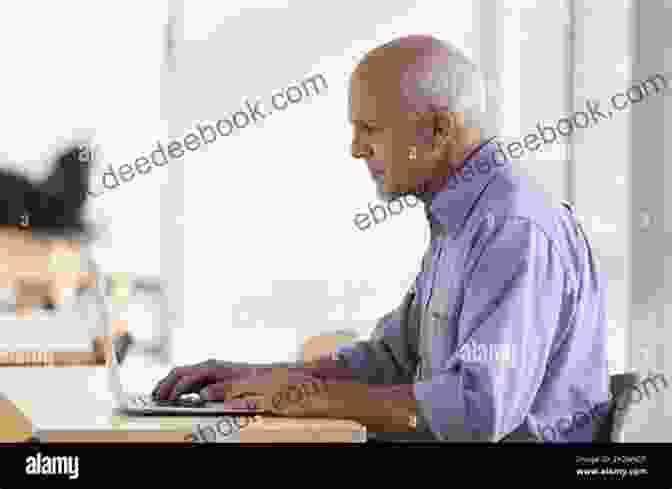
113, 332, 134, 365
108, 274, 171, 365
0, 142, 97, 240
91, 332, 134, 366
594, 372, 642, 442
88, 273, 170, 367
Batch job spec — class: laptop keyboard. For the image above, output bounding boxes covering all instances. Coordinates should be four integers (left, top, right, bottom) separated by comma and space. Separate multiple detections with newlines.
127, 394, 193, 408
126, 393, 263, 411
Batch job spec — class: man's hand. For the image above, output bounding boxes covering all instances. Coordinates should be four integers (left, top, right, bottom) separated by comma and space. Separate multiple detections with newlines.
153, 359, 420, 431
151, 360, 258, 401
199, 368, 330, 416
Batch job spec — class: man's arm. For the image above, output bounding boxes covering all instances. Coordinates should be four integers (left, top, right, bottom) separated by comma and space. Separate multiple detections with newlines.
206, 356, 357, 380
318, 381, 419, 433
248, 368, 419, 433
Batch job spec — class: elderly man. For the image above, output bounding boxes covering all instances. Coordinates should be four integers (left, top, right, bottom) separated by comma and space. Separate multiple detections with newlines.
153, 35, 610, 442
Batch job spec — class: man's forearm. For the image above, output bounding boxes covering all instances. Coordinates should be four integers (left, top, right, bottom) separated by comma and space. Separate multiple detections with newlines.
238, 355, 360, 381
319, 381, 419, 433
235, 358, 420, 432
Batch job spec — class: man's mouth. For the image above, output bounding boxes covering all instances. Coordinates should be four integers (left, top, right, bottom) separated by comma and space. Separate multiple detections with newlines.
366, 160, 385, 175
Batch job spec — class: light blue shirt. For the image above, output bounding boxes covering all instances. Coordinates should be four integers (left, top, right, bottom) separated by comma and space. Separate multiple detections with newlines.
336, 139, 610, 442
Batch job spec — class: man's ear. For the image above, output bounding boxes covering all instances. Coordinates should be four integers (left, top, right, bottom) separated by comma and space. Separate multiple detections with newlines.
427, 110, 463, 169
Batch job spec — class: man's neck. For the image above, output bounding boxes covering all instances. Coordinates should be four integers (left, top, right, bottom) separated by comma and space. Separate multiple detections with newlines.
415, 137, 491, 205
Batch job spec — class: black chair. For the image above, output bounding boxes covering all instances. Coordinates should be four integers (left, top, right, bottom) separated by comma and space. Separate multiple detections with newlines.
593, 372, 641, 442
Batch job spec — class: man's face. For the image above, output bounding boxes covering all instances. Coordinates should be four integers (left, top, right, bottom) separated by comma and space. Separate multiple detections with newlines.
349, 61, 433, 202
0, 228, 89, 318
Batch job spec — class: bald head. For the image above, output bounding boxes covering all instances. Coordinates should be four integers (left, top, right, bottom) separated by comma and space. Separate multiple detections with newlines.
351, 35, 489, 135
349, 35, 490, 200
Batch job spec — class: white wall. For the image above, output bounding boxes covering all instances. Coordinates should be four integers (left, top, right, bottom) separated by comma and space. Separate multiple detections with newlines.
627, 0, 671, 442
567, 0, 670, 441
480, 0, 630, 375
572, 0, 632, 378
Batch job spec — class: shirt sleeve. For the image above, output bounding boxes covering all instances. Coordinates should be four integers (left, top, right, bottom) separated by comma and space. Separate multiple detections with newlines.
335, 279, 423, 386
414, 216, 575, 442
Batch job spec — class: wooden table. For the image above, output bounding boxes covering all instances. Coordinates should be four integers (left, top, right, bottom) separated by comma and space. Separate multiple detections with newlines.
0, 366, 366, 443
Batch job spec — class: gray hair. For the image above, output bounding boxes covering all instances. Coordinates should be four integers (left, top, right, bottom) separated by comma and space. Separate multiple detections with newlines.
382, 35, 495, 140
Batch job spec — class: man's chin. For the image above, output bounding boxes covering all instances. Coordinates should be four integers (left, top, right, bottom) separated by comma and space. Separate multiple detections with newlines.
375, 180, 414, 202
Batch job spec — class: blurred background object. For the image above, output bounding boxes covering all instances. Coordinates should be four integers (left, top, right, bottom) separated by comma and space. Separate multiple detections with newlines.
95, 272, 171, 366
0, 266, 169, 368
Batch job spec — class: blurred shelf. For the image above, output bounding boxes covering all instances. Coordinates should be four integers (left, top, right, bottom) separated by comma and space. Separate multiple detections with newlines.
0, 351, 102, 367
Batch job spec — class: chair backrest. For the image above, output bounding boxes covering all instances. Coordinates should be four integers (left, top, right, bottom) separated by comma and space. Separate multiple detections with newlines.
593, 372, 641, 442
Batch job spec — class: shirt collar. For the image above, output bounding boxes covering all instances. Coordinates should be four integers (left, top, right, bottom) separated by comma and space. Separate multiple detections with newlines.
421, 137, 510, 239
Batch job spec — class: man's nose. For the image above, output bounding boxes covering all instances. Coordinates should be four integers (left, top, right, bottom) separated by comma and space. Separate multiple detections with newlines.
351, 139, 373, 159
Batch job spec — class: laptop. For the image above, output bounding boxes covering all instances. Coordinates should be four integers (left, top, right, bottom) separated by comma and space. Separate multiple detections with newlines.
93, 263, 265, 416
